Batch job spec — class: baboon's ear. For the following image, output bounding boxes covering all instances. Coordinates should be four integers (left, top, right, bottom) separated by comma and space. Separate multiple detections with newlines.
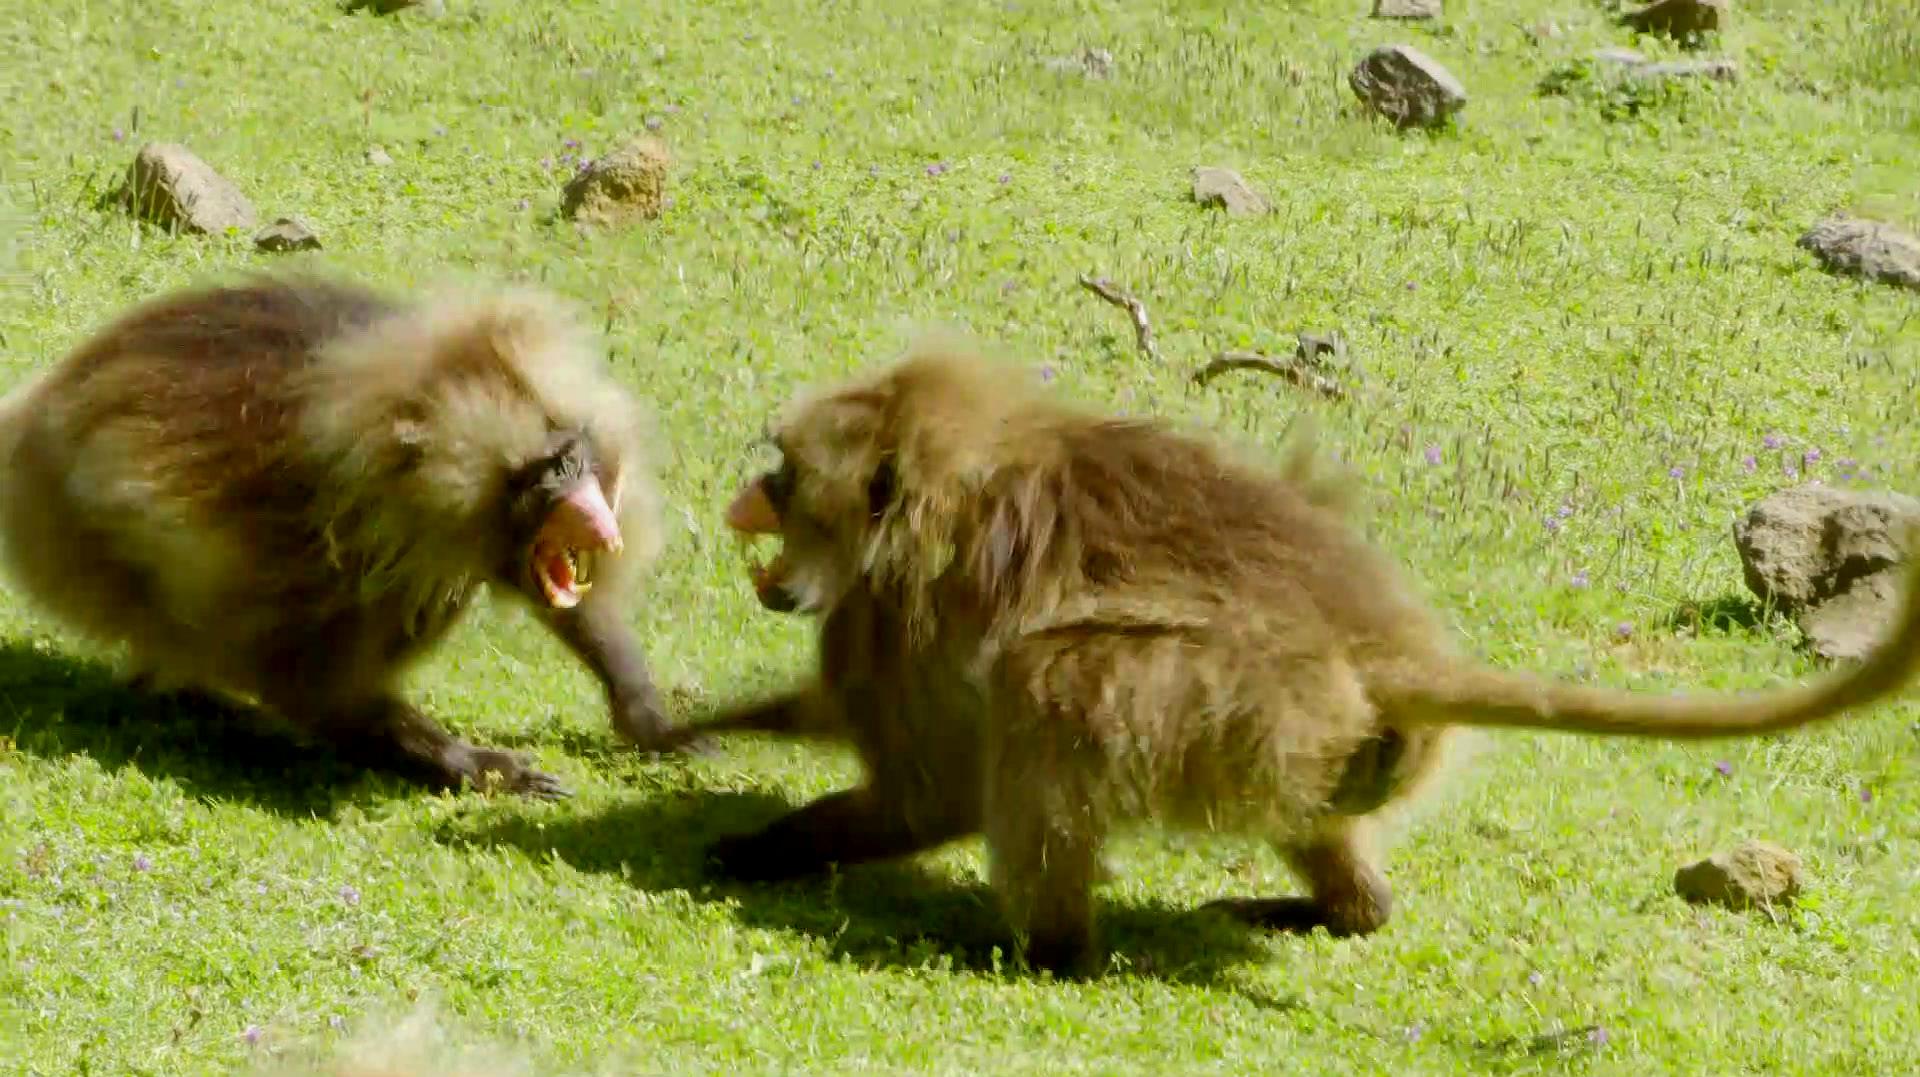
867, 457, 896, 520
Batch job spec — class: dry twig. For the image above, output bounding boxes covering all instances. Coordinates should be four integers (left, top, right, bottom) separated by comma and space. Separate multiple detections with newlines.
1192, 349, 1349, 402
1077, 274, 1160, 361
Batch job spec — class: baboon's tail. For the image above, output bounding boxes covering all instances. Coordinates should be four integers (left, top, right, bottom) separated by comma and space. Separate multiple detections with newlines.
1380, 542, 1920, 739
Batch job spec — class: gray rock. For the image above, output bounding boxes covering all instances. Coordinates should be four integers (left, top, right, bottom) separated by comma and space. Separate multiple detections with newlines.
121, 142, 257, 236
561, 134, 671, 226
365, 146, 395, 167
253, 217, 322, 253
1797, 213, 1920, 291
1674, 840, 1803, 910
1371, 0, 1440, 18
1349, 45, 1467, 129
1634, 59, 1739, 83
1191, 166, 1268, 217
1621, 0, 1726, 43
1732, 482, 1920, 660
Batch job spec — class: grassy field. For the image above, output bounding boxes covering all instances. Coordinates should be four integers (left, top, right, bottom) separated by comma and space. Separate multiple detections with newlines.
3, 0, 1920, 1072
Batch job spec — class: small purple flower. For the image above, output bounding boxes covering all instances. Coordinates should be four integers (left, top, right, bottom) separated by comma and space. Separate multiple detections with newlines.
662, 195, 675, 210
1039, 364, 1056, 383
1784, 465, 1800, 480
1614, 621, 1634, 639
576, 157, 594, 173
1589, 1026, 1610, 1047
563, 137, 580, 150
1741, 455, 1757, 474
132, 853, 152, 872
1528, 971, 1544, 986
1544, 516, 1562, 534
1557, 503, 1574, 518
1859, 785, 1873, 804
1423, 445, 1442, 466
1803, 448, 1822, 466
811, 160, 822, 170
1667, 465, 1685, 480
329, 1015, 347, 1033
539, 156, 553, 172
515, 198, 529, 211
1569, 569, 1589, 588
241, 1025, 263, 1046
1763, 433, 1783, 450
644, 115, 664, 132
111, 128, 126, 142
790, 95, 802, 106
997, 173, 1011, 184
339, 885, 360, 906
925, 161, 949, 177
1714, 760, 1733, 777
1405, 1021, 1425, 1042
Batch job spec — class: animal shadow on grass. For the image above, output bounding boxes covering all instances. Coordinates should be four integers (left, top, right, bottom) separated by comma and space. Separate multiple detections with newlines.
0, 640, 407, 818
445, 787, 1296, 998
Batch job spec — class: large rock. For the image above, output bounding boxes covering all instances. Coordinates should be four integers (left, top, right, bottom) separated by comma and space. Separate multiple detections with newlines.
1797, 214, 1920, 291
1621, 0, 1726, 43
1732, 483, 1920, 660
1349, 45, 1467, 129
1674, 840, 1803, 910
1191, 166, 1269, 217
121, 143, 257, 236
560, 134, 671, 227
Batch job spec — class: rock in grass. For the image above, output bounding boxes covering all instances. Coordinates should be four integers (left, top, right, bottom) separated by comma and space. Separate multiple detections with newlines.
1371, 0, 1440, 18
1621, 0, 1726, 44
1797, 213, 1920, 291
1674, 840, 1803, 910
1348, 45, 1467, 129
120, 142, 257, 235
254, 217, 322, 253
366, 145, 395, 167
560, 134, 671, 226
1191, 166, 1268, 217
1732, 482, 1920, 661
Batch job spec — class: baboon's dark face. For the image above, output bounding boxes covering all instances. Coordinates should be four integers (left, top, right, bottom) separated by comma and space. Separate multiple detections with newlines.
503, 430, 625, 609
726, 400, 896, 616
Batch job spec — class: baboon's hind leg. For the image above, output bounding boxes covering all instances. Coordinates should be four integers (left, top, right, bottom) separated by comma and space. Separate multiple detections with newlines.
708, 785, 979, 882
1204, 817, 1392, 938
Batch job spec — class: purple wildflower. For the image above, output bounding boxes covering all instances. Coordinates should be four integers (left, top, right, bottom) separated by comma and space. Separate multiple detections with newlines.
811, 160, 822, 170
925, 161, 949, 177
1557, 503, 1574, 518
515, 198, 529, 211
1741, 455, 1757, 473
1803, 448, 1822, 466
1667, 465, 1685, 480
1714, 760, 1732, 777
1570, 569, 1589, 589
1039, 364, 1056, 383
132, 853, 152, 872
241, 1025, 263, 1046
1405, 1021, 1425, 1042
1589, 1026, 1610, 1047
111, 128, 126, 142
1784, 465, 1800, 480
1528, 971, 1545, 986
330, 1016, 347, 1033
339, 884, 360, 906
1614, 621, 1633, 639
1423, 445, 1442, 466
1544, 516, 1562, 534
539, 156, 552, 172
1763, 433, 1783, 450
645, 115, 664, 131
1859, 785, 1873, 804
997, 173, 1011, 184
563, 137, 580, 150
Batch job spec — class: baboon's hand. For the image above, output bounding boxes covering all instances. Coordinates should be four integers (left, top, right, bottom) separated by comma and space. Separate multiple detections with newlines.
610, 693, 715, 757
466, 747, 571, 800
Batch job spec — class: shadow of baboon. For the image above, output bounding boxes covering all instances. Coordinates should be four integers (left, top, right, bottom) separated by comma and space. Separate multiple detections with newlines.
1666, 592, 1784, 637
0, 639, 423, 818
439, 786, 1298, 994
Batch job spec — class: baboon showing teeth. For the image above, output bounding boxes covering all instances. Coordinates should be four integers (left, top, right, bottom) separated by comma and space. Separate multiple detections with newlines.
682, 339, 1920, 978
0, 275, 688, 798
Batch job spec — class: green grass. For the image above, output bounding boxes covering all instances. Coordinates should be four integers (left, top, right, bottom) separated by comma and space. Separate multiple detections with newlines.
4, 0, 1920, 1072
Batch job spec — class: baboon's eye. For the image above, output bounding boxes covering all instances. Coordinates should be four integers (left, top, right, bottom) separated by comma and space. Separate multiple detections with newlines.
867, 459, 896, 520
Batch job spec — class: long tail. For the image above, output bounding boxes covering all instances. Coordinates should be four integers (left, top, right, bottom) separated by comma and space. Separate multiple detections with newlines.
1379, 541, 1920, 739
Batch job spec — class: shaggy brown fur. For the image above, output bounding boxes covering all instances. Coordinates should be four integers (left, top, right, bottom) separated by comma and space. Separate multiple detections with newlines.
0, 275, 688, 797
681, 339, 1920, 977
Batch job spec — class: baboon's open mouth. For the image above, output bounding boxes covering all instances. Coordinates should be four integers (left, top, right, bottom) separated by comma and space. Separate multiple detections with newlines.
531, 478, 623, 609
726, 479, 799, 612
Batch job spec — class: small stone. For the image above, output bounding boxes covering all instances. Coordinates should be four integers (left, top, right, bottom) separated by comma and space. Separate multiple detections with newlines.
1732, 482, 1920, 660
1633, 59, 1739, 83
120, 142, 257, 235
1674, 840, 1804, 910
1621, 0, 1726, 44
1372, 0, 1440, 18
365, 146, 394, 167
1190, 166, 1268, 217
253, 217, 321, 253
560, 133, 671, 227
1797, 213, 1920, 291
1349, 45, 1468, 129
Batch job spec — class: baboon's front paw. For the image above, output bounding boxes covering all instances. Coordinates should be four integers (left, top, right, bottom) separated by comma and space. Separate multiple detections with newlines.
466, 747, 571, 800
1201, 896, 1328, 934
611, 698, 712, 756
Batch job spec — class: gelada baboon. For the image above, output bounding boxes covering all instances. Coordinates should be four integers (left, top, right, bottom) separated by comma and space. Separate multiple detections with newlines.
0, 275, 689, 797
683, 340, 1920, 977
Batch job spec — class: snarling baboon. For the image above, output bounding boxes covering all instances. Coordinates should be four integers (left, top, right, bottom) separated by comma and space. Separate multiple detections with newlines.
0, 275, 688, 797
682, 339, 1920, 977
